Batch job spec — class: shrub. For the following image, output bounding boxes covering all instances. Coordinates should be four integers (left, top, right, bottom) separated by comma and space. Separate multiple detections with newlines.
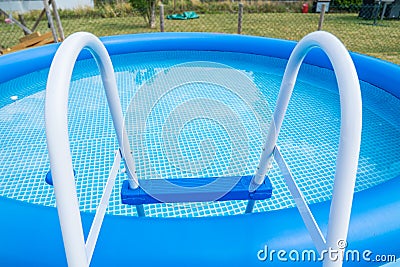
331, 0, 362, 11
128, 0, 159, 28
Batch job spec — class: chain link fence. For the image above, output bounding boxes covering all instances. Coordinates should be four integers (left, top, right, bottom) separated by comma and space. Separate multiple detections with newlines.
1, 0, 399, 64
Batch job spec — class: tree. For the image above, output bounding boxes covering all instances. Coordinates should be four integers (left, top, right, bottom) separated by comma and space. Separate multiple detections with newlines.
129, 0, 158, 28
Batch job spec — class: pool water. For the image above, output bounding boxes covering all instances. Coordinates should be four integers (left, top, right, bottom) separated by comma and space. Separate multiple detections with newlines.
0, 50, 399, 218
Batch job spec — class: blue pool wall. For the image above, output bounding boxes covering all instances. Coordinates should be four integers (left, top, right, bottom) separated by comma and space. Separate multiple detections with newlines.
0, 32, 399, 266
1, 173, 400, 266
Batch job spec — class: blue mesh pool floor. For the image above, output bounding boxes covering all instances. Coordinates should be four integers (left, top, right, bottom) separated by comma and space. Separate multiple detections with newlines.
0, 51, 400, 217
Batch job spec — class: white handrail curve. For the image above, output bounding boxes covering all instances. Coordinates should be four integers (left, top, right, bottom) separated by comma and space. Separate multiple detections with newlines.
45, 32, 137, 267
250, 31, 362, 267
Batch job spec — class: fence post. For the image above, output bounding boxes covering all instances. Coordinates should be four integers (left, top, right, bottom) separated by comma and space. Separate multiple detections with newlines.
317, 4, 326, 31
51, 0, 65, 41
238, 2, 243, 34
160, 4, 165, 32
43, 0, 58, 42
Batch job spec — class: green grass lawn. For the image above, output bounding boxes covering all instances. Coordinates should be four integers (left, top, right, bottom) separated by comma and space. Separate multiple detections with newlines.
1, 12, 399, 64
232, 13, 400, 64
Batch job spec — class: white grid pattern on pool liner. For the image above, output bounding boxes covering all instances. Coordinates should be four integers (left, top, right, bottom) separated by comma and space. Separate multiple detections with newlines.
0, 51, 399, 218
127, 82, 269, 179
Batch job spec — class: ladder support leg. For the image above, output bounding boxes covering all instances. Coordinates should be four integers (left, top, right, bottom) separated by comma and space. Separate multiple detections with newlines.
136, 205, 145, 217
245, 199, 255, 213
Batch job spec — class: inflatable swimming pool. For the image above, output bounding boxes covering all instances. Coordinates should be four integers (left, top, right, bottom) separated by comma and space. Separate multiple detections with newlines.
0, 32, 399, 267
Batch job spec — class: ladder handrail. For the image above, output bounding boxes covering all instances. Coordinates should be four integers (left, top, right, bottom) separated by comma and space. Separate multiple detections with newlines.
45, 32, 138, 267
249, 31, 362, 267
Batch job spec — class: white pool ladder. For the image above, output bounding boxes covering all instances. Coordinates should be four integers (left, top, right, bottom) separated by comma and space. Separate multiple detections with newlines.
45, 31, 361, 267
246, 31, 362, 267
